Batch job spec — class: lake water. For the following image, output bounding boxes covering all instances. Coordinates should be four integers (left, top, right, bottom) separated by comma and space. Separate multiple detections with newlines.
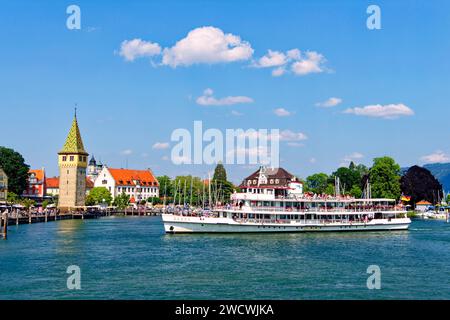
0, 217, 449, 300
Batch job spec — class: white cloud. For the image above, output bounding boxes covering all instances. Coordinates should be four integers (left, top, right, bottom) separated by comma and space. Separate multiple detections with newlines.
196, 88, 254, 106
162, 156, 169, 161
121, 149, 133, 156
316, 97, 342, 108
119, 39, 161, 61
273, 108, 292, 117
236, 129, 307, 142
253, 50, 287, 68
291, 51, 326, 75
253, 49, 328, 77
118, 27, 330, 78
271, 67, 286, 77
343, 104, 414, 119
310, 157, 317, 164
162, 26, 253, 67
152, 142, 170, 150
231, 110, 243, 116
279, 130, 308, 141
341, 152, 364, 166
421, 151, 450, 164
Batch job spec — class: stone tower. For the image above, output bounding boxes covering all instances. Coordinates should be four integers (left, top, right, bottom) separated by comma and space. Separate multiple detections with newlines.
58, 112, 89, 212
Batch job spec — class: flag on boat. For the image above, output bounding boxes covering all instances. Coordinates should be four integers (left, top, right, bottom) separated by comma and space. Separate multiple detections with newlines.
401, 195, 411, 202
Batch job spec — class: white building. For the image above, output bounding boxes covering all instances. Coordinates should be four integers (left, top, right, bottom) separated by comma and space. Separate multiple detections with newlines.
87, 155, 103, 182
94, 167, 159, 203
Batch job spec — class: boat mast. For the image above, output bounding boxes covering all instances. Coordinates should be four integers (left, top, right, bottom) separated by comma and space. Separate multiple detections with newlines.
183, 179, 187, 206
163, 179, 167, 212
208, 172, 212, 208
202, 175, 206, 210
178, 180, 182, 206
173, 179, 178, 206
190, 176, 193, 207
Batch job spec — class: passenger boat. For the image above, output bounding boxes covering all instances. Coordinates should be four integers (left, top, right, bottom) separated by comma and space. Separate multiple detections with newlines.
162, 167, 410, 233
162, 198, 410, 234
162, 167, 411, 233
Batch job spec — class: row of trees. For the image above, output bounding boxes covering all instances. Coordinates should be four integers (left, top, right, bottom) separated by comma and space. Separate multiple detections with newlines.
304, 156, 444, 206
304, 161, 369, 198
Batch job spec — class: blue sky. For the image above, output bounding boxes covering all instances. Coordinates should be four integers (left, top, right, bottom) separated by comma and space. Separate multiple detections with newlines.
1, 0, 449, 183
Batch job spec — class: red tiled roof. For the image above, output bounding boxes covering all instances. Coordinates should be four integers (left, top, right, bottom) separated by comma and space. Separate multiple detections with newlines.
416, 201, 432, 205
46, 177, 59, 189
29, 169, 45, 182
108, 168, 159, 187
45, 176, 94, 189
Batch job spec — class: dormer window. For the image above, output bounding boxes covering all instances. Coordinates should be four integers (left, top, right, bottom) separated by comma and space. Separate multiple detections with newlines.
270, 179, 274, 184
275, 179, 279, 184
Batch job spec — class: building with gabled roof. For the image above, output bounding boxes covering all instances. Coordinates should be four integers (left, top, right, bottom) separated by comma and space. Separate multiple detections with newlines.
23, 168, 46, 199
239, 166, 303, 199
416, 200, 433, 212
94, 167, 159, 202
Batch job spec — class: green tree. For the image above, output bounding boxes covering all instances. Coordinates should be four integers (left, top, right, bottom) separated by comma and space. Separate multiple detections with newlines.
147, 197, 162, 205
113, 192, 130, 209
330, 167, 360, 193
0, 147, 29, 195
213, 162, 227, 182
157, 175, 173, 197
21, 198, 35, 211
42, 200, 50, 209
86, 187, 112, 206
6, 192, 19, 204
355, 164, 369, 178
173, 175, 205, 205
369, 157, 401, 199
350, 185, 363, 198
306, 173, 329, 194
325, 184, 335, 195
212, 163, 234, 204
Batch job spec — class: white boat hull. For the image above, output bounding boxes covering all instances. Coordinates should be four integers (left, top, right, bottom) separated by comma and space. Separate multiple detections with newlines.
162, 214, 411, 234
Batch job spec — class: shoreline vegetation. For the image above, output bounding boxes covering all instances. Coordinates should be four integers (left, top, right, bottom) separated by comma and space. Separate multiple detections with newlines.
0, 146, 447, 212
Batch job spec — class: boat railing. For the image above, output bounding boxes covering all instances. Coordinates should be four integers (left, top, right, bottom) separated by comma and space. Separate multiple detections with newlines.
216, 205, 401, 213
233, 217, 374, 225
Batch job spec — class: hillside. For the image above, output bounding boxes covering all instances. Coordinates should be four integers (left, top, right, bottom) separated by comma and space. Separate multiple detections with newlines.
423, 163, 450, 192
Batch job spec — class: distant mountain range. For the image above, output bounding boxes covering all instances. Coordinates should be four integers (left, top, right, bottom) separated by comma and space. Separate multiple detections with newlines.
402, 163, 450, 192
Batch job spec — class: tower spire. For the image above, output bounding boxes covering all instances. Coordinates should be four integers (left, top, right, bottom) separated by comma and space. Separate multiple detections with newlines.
59, 110, 88, 155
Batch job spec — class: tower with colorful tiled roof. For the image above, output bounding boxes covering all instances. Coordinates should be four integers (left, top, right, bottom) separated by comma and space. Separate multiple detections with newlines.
58, 111, 89, 211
